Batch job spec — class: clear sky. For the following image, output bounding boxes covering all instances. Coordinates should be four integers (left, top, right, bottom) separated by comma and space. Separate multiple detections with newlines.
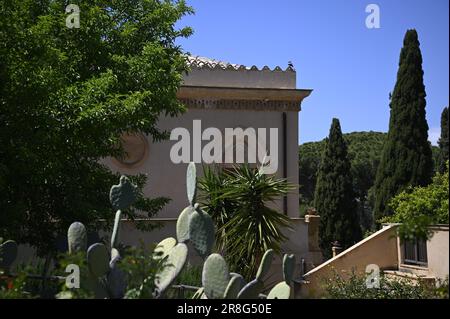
176, 0, 449, 145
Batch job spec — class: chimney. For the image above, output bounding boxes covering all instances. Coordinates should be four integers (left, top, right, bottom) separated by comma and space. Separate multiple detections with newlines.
331, 241, 342, 257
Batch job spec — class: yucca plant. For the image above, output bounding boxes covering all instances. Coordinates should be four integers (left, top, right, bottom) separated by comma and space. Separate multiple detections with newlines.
198, 166, 237, 254
199, 164, 293, 280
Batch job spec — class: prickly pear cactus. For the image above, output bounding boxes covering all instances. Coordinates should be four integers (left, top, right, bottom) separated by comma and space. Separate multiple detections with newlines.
237, 279, 264, 299
153, 237, 177, 260
87, 243, 110, 278
282, 254, 296, 283
68, 222, 87, 254
267, 281, 291, 299
111, 247, 120, 262
107, 259, 127, 299
256, 249, 274, 282
154, 243, 188, 297
188, 206, 215, 259
224, 274, 244, 299
109, 175, 138, 211
202, 253, 230, 299
176, 205, 195, 243
229, 273, 246, 290
110, 210, 122, 250
186, 162, 197, 205
267, 253, 296, 299
0, 240, 18, 271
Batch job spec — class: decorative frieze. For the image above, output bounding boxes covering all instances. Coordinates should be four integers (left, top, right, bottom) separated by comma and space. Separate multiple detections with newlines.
179, 98, 301, 112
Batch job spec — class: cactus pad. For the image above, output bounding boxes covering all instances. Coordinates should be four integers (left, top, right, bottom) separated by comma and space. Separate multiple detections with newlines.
153, 237, 177, 260
155, 243, 188, 297
282, 254, 296, 283
176, 205, 195, 243
0, 240, 18, 270
202, 253, 230, 299
107, 262, 127, 299
87, 243, 110, 278
110, 247, 120, 263
186, 162, 197, 205
110, 210, 122, 249
237, 279, 264, 299
109, 175, 138, 211
267, 281, 291, 299
67, 222, 87, 254
256, 249, 274, 282
188, 207, 215, 259
224, 274, 244, 299
230, 272, 246, 290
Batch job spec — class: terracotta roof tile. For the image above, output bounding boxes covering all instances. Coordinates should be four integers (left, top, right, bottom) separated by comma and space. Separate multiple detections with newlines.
186, 55, 294, 72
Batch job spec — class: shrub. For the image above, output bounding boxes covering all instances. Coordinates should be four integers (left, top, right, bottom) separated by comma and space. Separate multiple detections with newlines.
323, 270, 448, 299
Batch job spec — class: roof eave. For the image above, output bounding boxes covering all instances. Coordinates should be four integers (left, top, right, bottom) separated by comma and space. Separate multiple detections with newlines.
177, 85, 313, 103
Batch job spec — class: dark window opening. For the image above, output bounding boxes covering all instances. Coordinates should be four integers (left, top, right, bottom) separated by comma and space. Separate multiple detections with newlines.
403, 239, 428, 266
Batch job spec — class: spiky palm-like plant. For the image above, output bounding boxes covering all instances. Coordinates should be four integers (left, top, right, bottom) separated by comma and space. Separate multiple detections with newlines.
199, 164, 293, 280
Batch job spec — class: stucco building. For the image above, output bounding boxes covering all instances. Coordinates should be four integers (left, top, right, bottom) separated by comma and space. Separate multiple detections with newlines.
102, 56, 318, 277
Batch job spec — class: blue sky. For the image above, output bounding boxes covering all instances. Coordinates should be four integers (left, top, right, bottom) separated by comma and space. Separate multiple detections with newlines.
176, 0, 449, 144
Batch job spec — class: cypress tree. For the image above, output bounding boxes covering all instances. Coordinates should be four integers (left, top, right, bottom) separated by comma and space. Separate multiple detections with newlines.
438, 107, 449, 173
315, 118, 362, 259
373, 29, 433, 221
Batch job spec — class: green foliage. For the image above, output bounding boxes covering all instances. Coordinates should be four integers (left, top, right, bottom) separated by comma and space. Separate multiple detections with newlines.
0, 271, 37, 299
437, 107, 449, 173
198, 164, 293, 280
314, 119, 362, 259
55, 251, 94, 299
0, 0, 191, 255
166, 263, 202, 299
373, 29, 433, 221
120, 241, 162, 299
381, 162, 449, 241
299, 131, 386, 231
323, 271, 448, 299
197, 167, 237, 252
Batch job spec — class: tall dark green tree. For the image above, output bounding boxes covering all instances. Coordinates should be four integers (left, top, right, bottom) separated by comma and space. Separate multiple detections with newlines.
438, 107, 449, 173
314, 119, 362, 259
373, 29, 433, 222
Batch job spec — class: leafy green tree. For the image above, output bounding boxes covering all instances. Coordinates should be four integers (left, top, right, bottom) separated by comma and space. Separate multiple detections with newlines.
373, 29, 433, 221
314, 119, 362, 259
0, 0, 193, 255
438, 107, 449, 173
381, 161, 449, 241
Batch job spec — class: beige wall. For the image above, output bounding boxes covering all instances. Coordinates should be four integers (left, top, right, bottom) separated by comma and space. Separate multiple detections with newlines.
183, 68, 296, 89
426, 226, 449, 281
300, 225, 399, 298
396, 226, 449, 282
103, 107, 299, 218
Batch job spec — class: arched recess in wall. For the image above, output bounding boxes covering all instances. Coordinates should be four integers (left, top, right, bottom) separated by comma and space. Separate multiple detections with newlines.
220, 126, 268, 170
111, 132, 149, 169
